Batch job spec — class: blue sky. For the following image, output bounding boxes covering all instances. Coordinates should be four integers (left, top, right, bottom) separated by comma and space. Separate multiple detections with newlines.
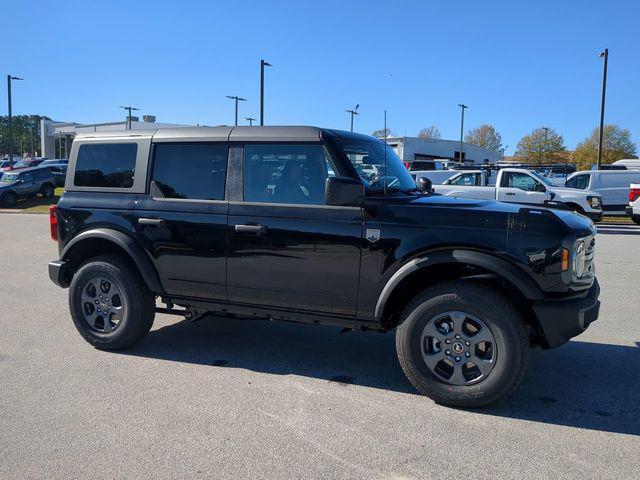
4, 0, 639, 154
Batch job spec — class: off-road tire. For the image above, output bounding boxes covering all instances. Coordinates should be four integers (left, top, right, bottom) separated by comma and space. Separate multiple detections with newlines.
69, 254, 155, 350
396, 281, 529, 408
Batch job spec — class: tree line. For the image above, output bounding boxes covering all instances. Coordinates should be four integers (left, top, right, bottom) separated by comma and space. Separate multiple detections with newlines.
0, 115, 50, 157
372, 123, 638, 168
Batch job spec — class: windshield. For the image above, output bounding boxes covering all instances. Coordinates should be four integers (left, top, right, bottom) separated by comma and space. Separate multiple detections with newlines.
529, 171, 554, 186
1, 173, 18, 184
336, 137, 416, 193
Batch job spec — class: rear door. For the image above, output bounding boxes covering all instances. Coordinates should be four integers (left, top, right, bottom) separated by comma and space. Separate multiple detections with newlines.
226, 143, 362, 316
497, 171, 547, 204
133, 142, 229, 300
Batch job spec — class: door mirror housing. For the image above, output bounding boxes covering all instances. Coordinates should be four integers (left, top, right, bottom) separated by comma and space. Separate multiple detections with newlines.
418, 177, 433, 193
325, 177, 365, 206
534, 183, 546, 193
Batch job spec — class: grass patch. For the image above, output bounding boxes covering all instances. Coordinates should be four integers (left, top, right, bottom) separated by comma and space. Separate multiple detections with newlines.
1, 187, 64, 213
601, 215, 633, 224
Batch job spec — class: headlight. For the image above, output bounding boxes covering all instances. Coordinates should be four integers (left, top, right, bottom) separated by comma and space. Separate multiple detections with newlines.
573, 240, 586, 278
587, 196, 602, 209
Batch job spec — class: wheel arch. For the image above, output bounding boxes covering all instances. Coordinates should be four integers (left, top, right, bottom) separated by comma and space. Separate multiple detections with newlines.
376, 249, 544, 337
61, 228, 164, 294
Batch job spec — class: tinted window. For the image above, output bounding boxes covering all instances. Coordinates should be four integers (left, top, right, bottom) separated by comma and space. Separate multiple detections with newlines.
33, 169, 50, 180
152, 143, 228, 200
20, 172, 34, 182
566, 174, 590, 190
244, 144, 335, 205
74, 143, 137, 188
450, 173, 478, 185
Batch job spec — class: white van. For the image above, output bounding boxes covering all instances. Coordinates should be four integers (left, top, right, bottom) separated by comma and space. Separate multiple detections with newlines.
565, 169, 640, 215
612, 159, 640, 170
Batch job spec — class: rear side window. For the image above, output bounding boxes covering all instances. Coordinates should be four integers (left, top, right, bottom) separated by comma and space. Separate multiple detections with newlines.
74, 143, 137, 188
151, 143, 228, 200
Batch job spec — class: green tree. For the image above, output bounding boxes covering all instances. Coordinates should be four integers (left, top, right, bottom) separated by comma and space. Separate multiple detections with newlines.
372, 128, 394, 139
465, 124, 502, 152
515, 127, 566, 164
417, 125, 441, 139
573, 125, 637, 166
0, 114, 49, 157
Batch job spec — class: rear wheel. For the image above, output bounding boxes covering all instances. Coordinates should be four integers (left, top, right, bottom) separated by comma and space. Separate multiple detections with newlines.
1, 192, 17, 207
396, 282, 529, 408
631, 215, 640, 226
69, 255, 155, 350
40, 183, 55, 198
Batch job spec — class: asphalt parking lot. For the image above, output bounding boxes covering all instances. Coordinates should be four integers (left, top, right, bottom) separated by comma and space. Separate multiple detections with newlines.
1, 214, 639, 480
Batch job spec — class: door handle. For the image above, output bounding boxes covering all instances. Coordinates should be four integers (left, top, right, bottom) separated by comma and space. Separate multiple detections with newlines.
505, 192, 516, 196
138, 218, 165, 227
235, 224, 267, 235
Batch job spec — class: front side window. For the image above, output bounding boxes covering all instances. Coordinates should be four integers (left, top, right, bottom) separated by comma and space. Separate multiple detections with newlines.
502, 172, 540, 192
151, 143, 228, 200
74, 143, 137, 188
336, 137, 416, 193
566, 174, 590, 190
243, 144, 335, 205
21, 172, 34, 183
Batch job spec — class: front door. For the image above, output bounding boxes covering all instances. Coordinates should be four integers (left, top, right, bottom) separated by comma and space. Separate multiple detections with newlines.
17, 172, 38, 196
497, 171, 548, 205
227, 143, 362, 316
133, 142, 229, 300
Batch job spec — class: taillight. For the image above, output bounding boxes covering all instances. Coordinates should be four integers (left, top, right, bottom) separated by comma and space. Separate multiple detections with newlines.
629, 188, 640, 203
404, 162, 411, 170
49, 205, 59, 242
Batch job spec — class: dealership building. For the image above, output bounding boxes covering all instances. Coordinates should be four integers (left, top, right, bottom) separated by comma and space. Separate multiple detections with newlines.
386, 136, 502, 166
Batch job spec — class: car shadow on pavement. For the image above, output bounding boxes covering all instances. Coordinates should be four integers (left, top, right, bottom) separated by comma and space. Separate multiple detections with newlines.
121, 315, 640, 436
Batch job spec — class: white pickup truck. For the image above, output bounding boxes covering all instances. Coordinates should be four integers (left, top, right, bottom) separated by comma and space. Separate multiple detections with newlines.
626, 183, 640, 225
432, 168, 603, 221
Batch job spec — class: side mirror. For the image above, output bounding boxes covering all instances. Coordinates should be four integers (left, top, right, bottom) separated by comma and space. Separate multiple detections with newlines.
325, 177, 365, 206
549, 192, 556, 201
534, 183, 546, 193
418, 177, 433, 193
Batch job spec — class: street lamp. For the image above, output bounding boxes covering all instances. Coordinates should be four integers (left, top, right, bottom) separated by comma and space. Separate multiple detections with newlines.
597, 48, 608, 169
542, 127, 550, 165
7, 75, 24, 161
260, 59, 272, 126
457, 104, 468, 163
245, 117, 256, 126
346, 104, 360, 132
226, 96, 247, 126
120, 106, 139, 130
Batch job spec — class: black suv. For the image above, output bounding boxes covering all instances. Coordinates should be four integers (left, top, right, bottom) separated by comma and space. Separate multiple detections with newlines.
48, 126, 600, 407
0, 166, 56, 207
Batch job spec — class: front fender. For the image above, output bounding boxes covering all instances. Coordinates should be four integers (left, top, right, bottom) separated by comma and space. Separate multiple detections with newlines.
373, 249, 544, 319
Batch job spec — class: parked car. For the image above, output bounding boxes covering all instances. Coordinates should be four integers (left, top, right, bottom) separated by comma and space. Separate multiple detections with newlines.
40, 160, 69, 187
432, 168, 603, 221
0, 166, 56, 207
0, 160, 15, 171
7, 159, 45, 171
626, 184, 640, 225
565, 169, 640, 216
48, 126, 600, 408
612, 159, 640, 170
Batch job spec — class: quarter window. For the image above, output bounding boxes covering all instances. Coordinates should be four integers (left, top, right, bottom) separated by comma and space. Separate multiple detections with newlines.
243, 144, 335, 205
151, 143, 228, 200
74, 143, 137, 188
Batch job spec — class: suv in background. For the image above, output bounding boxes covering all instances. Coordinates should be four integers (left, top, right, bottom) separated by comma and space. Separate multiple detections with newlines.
0, 166, 56, 207
47, 126, 600, 408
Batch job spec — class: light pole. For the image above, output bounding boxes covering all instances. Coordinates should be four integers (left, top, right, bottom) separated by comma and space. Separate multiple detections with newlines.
597, 48, 608, 169
226, 96, 246, 126
542, 127, 549, 165
7, 75, 24, 161
245, 117, 256, 126
120, 106, 139, 130
457, 104, 468, 163
260, 59, 272, 126
346, 104, 360, 132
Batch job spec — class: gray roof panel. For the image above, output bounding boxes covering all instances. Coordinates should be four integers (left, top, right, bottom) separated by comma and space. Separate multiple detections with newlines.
228, 126, 322, 142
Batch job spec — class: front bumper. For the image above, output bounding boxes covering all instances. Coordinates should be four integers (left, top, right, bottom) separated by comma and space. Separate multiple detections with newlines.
531, 279, 600, 348
585, 210, 603, 222
49, 260, 70, 288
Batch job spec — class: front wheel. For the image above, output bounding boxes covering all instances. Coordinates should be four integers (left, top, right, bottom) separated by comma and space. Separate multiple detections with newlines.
69, 254, 155, 350
631, 215, 640, 226
41, 183, 54, 198
1, 192, 18, 207
396, 282, 529, 408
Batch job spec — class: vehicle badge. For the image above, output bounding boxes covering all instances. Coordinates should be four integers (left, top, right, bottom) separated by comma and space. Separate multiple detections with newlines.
366, 228, 381, 243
